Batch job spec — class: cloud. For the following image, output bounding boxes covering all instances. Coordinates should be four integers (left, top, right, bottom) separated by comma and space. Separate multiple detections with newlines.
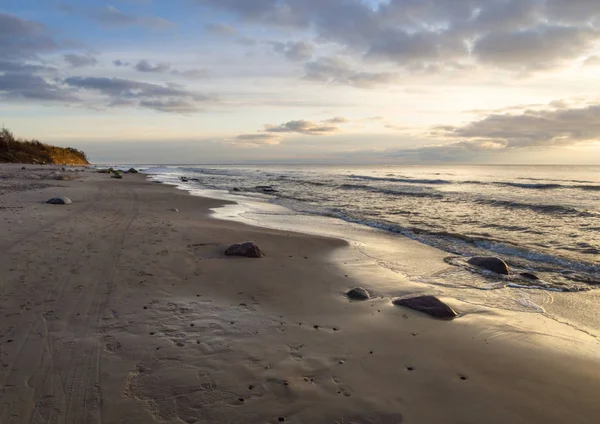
138, 99, 199, 113
232, 133, 282, 145
171, 68, 211, 79
235, 36, 257, 46
0, 60, 56, 73
269, 41, 313, 61
191, 0, 600, 74
64, 53, 97, 68
0, 73, 79, 102
324, 117, 348, 124
304, 57, 397, 87
473, 25, 598, 70
114, 60, 209, 78
91, 6, 174, 29
584, 56, 600, 67
61, 5, 175, 30
63, 76, 214, 113
231, 117, 349, 145
434, 102, 600, 148
0, 12, 57, 59
205, 22, 237, 36
264, 120, 338, 135
113, 59, 130, 67
134, 60, 171, 73
264, 117, 350, 135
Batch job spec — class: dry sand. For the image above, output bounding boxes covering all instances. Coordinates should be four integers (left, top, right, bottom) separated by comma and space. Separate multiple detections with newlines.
1, 164, 599, 424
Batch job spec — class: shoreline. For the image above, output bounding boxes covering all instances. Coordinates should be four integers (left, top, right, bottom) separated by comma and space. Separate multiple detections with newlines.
147, 169, 600, 340
1, 163, 600, 423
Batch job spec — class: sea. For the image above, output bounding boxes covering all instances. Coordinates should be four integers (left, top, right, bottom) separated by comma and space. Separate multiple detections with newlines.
141, 165, 600, 294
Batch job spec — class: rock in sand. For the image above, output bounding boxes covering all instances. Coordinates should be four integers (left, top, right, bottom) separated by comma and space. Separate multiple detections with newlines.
467, 256, 509, 275
46, 196, 72, 205
346, 287, 371, 300
520, 272, 539, 280
225, 242, 264, 258
392, 295, 457, 319
127, 168, 139, 173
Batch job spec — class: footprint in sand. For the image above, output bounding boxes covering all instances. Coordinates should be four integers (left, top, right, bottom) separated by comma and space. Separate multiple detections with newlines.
102, 335, 122, 352
287, 344, 303, 361
331, 376, 352, 397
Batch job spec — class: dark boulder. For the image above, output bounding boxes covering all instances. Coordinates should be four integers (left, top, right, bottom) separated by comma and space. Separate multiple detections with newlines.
232, 188, 242, 192
225, 242, 264, 258
111, 174, 123, 179
127, 168, 139, 174
180, 177, 189, 182
392, 295, 457, 319
46, 196, 72, 205
520, 272, 539, 280
346, 287, 371, 301
467, 256, 509, 275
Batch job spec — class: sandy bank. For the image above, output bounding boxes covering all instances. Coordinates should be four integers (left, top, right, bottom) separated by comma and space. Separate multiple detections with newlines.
0, 164, 599, 424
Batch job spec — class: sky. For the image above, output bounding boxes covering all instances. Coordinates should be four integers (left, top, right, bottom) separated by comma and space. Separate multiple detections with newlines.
1, 0, 600, 164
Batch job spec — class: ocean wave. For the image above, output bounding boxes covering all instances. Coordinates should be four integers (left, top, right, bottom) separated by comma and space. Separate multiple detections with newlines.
474, 198, 598, 217
348, 174, 452, 185
464, 180, 600, 191
315, 210, 600, 276
339, 183, 444, 198
351, 174, 600, 191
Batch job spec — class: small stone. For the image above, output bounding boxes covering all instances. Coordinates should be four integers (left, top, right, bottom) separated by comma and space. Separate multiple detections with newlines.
467, 256, 510, 275
313, 325, 319, 329
225, 242, 264, 258
392, 295, 457, 319
520, 272, 539, 280
345, 287, 371, 301
278, 418, 285, 422
46, 196, 72, 205
248, 384, 255, 390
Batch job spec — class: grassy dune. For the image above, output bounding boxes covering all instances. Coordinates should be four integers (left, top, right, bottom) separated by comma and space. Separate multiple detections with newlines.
0, 128, 89, 165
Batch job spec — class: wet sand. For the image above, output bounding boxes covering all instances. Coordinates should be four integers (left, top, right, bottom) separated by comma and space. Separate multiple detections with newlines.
1, 164, 599, 423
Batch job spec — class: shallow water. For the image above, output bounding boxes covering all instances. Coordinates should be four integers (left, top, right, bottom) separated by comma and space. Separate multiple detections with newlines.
143, 164, 600, 292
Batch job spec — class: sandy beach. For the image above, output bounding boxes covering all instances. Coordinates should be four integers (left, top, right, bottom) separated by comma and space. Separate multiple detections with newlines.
1, 164, 599, 424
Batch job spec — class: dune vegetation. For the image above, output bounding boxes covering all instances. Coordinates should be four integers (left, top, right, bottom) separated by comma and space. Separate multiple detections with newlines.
0, 128, 89, 165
